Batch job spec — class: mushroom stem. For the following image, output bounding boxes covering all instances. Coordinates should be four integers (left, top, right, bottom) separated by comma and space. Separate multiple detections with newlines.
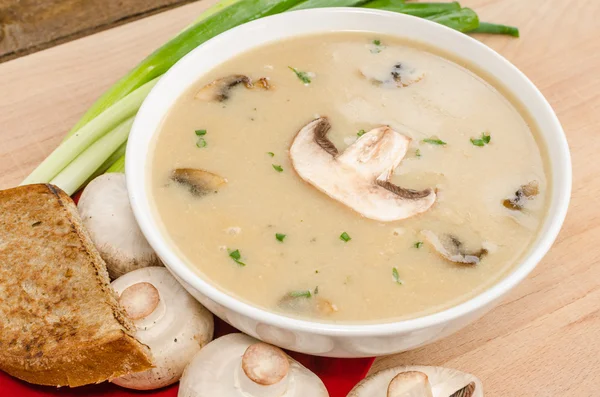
236, 342, 290, 397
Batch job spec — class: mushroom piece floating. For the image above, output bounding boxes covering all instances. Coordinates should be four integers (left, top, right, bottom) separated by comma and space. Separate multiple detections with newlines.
290, 118, 436, 222
195, 74, 271, 102
171, 168, 227, 197
503, 181, 539, 211
77, 173, 161, 279
178, 333, 328, 397
278, 290, 338, 317
421, 230, 487, 265
111, 267, 214, 390
360, 62, 425, 88
348, 365, 483, 397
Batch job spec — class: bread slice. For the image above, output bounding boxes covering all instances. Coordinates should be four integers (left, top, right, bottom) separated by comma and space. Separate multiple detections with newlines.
0, 184, 152, 387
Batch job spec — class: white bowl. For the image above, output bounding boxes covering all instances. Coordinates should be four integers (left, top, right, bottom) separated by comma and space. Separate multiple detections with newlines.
126, 8, 571, 357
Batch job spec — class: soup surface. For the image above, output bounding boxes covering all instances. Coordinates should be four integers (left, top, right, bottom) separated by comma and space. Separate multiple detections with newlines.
151, 32, 549, 323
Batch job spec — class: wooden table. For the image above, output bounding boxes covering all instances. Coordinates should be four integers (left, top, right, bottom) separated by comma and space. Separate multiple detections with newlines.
1, 1, 599, 395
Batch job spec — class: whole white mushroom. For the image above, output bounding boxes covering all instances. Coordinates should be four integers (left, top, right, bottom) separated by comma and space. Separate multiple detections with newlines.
78, 173, 161, 279
178, 333, 329, 397
111, 267, 214, 390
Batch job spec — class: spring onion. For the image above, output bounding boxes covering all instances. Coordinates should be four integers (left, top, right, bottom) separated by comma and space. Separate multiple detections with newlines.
471, 22, 519, 37
22, 78, 158, 185
427, 8, 479, 33
363, 1, 461, 18
290, 0, 370, 10
51, 118, 134, 195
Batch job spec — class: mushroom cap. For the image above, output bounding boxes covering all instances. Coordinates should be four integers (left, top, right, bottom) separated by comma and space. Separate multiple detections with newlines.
348, 365, 483, 397
111, 267, 214, 390
78, 173, 161, 279
195, 75, 270, 102
421, 230, 487, 265
171, 168, 227, 197
290, 118, 436, 222
178, 333, 328, 397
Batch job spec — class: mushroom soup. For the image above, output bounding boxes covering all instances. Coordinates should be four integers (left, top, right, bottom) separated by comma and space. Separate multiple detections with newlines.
150, 32, 549, 323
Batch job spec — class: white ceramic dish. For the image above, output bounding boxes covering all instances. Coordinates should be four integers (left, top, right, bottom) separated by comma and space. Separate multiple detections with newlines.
126, 8, 571, 357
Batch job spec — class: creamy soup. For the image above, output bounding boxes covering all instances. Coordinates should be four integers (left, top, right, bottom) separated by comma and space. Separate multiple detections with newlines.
150, 32, 549, 323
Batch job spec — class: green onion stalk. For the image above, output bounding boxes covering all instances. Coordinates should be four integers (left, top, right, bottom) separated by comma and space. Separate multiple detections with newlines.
23, 0, 519, 195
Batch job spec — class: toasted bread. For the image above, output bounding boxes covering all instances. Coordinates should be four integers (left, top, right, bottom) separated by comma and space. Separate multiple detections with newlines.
0, 184, 152, 387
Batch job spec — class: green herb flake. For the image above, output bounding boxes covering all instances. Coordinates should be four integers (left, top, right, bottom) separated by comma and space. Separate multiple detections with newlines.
371, 39, 384, 54
357, 129, 367, 137
414, 241, 423, 249
392, 267, 403, 285
288, 67, 312, 84
275, 233, 286, 242
471, 132, 491, 147
196, 138, 207, 148
289, 290, 312, 298
423, 138, 447, 146
228, 249, 246, 267
340, 232, 352, 242
314, 286, 319, 295
195, 129, 207, 136
415, 149, 421, 158
267, 152, 275, 157
272, 164, 283, 173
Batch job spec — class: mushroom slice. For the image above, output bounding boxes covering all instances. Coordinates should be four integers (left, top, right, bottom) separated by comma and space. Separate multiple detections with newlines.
78, 173, 162, 279
278, 290, 338, 317
421, 230, 487, 265
348, 365, 482, 397
195, 74, 270, 102
178, 333, 328, 397
112, 267, 214, 390
171, 168, 227, 197
360, 62, 425, 88
503, 181, 539, 211
290, 118, 436, 222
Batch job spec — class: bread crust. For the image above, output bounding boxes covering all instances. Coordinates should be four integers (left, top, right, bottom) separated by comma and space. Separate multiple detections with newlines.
0, 184, 152, 387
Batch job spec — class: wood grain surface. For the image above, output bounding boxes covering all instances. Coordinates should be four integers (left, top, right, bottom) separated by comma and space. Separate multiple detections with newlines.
0, 0, 194, 63
0, 0, 599, 396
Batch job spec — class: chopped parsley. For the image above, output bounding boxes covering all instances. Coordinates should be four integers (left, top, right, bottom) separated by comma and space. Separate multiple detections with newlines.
414, 241, 424, 249
275, 233, 286, 242
470, 132, 492, 147
272, 164, 283, 173
371, 39, 384, 54
314, 286, 319, 295
415, 149, 421, 158
288, 66, 312, 84
392, 267, 403, 285
195, 129, 207, 148
340, 232, 352, 242
289, 290, 312, 298
423, 138, 447, 146
228, 249, 246, 267
357, 129, 367, 137
267, 152, 275, 157
196, 138, 207, 148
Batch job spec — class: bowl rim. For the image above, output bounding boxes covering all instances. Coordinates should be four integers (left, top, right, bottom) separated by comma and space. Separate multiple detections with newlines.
126, 7, 572, 336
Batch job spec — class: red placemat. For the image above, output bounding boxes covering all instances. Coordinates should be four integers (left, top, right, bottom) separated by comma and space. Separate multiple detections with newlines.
0, 318, 374, 396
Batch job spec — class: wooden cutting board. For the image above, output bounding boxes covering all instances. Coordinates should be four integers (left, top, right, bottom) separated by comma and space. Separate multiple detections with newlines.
1, 1, 599, 395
